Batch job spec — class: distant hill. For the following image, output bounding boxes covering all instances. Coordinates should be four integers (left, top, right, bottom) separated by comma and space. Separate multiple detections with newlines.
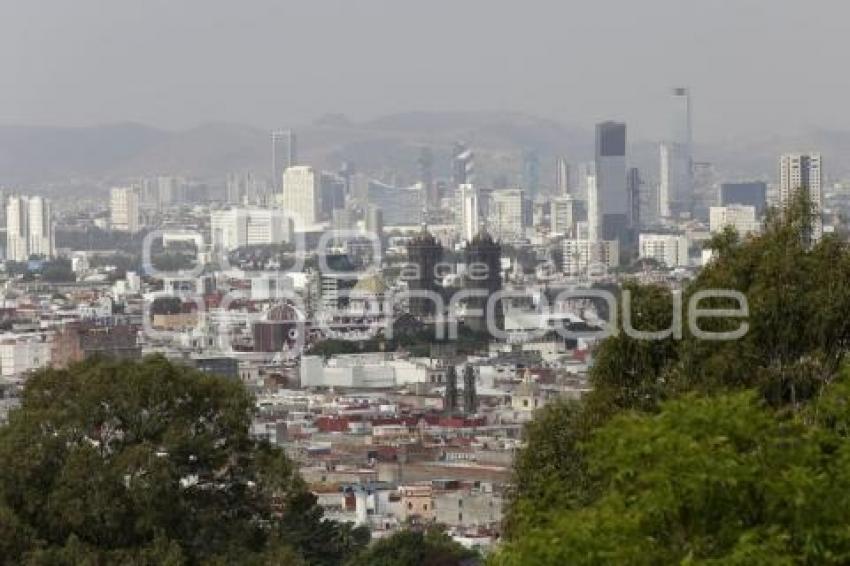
2, 113, 850, 189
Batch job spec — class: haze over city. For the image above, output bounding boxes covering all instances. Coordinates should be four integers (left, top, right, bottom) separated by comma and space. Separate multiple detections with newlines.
4, 2, 850, 564
2, 0, 849, 141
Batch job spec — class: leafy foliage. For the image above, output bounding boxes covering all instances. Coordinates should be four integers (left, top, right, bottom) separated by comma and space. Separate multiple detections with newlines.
346, 526, 477, 566
0, 356, 368, 565
502, 192, 850, 562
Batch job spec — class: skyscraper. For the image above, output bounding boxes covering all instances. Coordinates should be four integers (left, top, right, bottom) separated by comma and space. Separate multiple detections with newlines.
458, 183, 480, 243
586, 170, 599, 242
627, 167, 642, 230
595, 121, 628, 242
271, 130, 297, 191
110, 186, 140, 233
452, 142, 474, 187
488, 189, 526, 242
522, 149, 540, 198
660, 88, 694, 218
779, 153, 823, 243
555, 157, 571, 196
281, 166, 319, 227
7, 195, 54, 261
419, 147, 438, 210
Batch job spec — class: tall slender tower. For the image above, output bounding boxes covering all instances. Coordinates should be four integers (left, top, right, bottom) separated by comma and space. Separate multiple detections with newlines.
419, 147, 438, 210
779, 152, 823, 244
555, 157, 571, 196
595, 121, 628, 243
271, 130, 297, 191
660, 88, 693, 218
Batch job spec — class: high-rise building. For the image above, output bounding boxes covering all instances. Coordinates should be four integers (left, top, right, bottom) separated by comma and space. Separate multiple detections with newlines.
561, 239, 619, 276
586, 171, 599, 242
719, 182, 767, 216
458, 184, 480, 243
550, 196, 577, 236
709, 205, 761, 235
660, 88, 694, 218
281, 166, 320, 227
555, 157, 571, 196
210, 208, 289, 251
595, 121, 628, 242
271, 130, 297, 191
110, 187, 140, 233
638, 233, 689, 268
488, 189, 526, 242
365, 205, 384, 239
692, 161, 717, 221
452, 142, 474, 187
522, 149, 540, 198
320, 173, 346, 220
419, 147, 438, 210
6, 195, 54, 261
779, 153, 823, 243
627, 167, 642, 230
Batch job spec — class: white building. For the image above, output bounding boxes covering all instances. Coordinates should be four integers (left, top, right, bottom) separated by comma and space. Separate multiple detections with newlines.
586, 173, 599, 242
458, 183, 480, 242
6, 195, 54, 261
709, 205, 760, 236
550, 196, 577, 237
488, 189, 526, 241
562, 239, 619, 276
110, 186, 141, 233
210, 207, 290, 251
282, 166, 320, 227
0, 334, 50, 378
638, 233, 689, 268
779, 153, 822, 242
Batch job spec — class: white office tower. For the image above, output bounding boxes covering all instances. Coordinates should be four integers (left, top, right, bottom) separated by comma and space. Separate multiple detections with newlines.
659, 88, 694, 219
562, 239, 619, 276
210, 208, 289, 252
281, 166, 320, 227
555, 157, 571, 196
110, 187, 140, 233
488, 189, 526, 241
638, 233, 689, 268
586, 172, 600, 242
6, 195, 54, 261
550, 196, 577, 236
595, 122, 628, 241
458, 183, 480, 242
709, 205, 761, 236
779, 153, 823, 242
27, 197, 53, 258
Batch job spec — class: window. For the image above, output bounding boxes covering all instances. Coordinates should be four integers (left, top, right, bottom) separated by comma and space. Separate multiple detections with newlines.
407, 502, 413, 510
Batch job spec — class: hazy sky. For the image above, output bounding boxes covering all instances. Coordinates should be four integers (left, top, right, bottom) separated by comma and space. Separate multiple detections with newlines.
1, 0, 848, 141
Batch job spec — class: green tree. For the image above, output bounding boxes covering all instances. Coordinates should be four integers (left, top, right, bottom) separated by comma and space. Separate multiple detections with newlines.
346, 526, 477, 566
0, 356, 367, 565
496, 386, 850, 565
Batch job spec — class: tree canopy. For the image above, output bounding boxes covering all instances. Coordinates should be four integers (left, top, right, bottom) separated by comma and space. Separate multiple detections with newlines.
0, 356, 368, 565
501, 192, 850, 563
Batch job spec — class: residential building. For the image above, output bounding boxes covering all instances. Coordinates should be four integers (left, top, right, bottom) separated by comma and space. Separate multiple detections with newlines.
110, 186, 140, 233
638, 233, 689, 268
